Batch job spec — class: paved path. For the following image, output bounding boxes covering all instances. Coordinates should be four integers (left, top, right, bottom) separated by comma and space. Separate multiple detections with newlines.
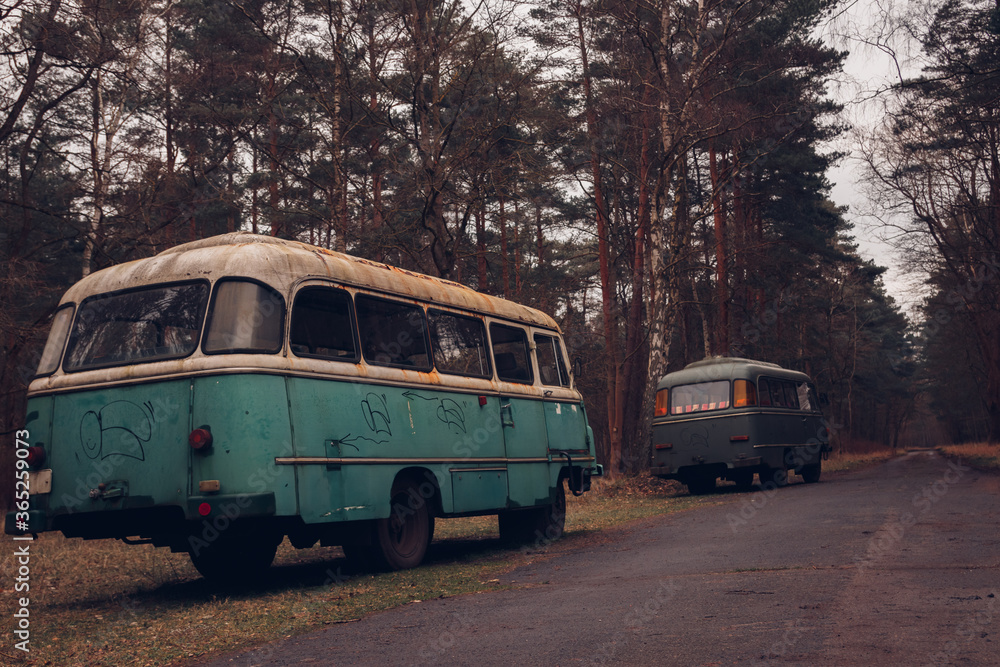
201, 451, 999, 666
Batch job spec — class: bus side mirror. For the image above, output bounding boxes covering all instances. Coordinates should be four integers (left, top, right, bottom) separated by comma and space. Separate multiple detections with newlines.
819, 393, 829, 406
573, 357, 583, 379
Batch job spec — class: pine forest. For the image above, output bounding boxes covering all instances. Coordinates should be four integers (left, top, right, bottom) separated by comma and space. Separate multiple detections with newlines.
2, 0, 999, 496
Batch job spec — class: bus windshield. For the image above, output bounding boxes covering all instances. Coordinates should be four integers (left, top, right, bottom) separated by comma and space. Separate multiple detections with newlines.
64, 282, 208, 371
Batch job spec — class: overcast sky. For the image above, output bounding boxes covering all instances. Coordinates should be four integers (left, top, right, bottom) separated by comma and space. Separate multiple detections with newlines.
823, 0, 929, 318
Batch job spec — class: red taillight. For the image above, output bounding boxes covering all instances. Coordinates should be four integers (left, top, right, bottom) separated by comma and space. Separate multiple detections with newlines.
189, 427, 213, 451
26, 446, 46, 468
198, 502, 212, 516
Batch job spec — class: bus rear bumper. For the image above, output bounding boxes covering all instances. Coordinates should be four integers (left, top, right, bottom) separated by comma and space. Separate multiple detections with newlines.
4, 492, 277, 537
4, 510, 46, 535
185, 492, 276, 521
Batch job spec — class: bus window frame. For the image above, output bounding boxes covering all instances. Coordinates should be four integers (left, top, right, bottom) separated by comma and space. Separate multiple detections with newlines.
64, 279, 210, 372
489, 321, 534, 385
35, 303, 76, 378
288, 284, 360, 363
202, 277, 286, 356
796, 381, 823, 413
533, 331, 570, 388
667, 379, 732, 415
355, 293, 433, 371
754, 375, 824, 413
427, 308, 493, 380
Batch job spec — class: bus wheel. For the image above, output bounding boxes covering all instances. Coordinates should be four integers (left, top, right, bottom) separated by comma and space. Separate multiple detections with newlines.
801, 461, 822, 484
499, 480, 566, 545
730, 470, 754, 490
189, 532, 278, 583
686, 477, 716, 495
374, 480, 432, 570
762, 466, 789, 488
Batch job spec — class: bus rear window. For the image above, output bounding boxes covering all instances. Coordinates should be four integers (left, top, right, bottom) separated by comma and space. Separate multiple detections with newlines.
203, 280, 285, 354
669, 380, 730, 414
65, 282, 208, 371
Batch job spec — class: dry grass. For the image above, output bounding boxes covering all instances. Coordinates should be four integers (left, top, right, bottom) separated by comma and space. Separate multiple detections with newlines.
938, 442, 1000, 470
824, 448, 896, 473
0, 451, 889, 666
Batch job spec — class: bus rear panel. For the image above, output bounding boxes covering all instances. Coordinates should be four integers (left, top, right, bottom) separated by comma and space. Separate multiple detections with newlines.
650, 357, 830, 494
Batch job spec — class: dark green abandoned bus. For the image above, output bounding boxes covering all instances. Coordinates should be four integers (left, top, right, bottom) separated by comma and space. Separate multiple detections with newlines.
650, 357, 830, 494
7, 232, 601, 580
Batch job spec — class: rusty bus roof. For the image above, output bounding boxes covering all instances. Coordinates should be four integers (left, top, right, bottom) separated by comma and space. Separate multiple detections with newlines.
60, 232, 558, 330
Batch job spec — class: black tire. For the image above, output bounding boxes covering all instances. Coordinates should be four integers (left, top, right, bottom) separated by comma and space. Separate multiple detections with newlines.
686, 477, 717, 495
373, 478, 433, 570
189, 532, 279, 583
730, 470, 754, 490
762, 466, 789, 488
801, 461, 822, 484
499, 480, 566, 545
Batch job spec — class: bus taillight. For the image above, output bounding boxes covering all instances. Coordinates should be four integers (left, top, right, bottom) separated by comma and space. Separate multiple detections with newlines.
25, 446, 46, 468
189, 427, 213, 452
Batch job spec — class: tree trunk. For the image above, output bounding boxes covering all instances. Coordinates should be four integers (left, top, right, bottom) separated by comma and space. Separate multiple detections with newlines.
476, 200, 488, 291
621, 106, 653, 472
499, 193, 509, 298
710, 144, 729, 356
576, 2, 621, 474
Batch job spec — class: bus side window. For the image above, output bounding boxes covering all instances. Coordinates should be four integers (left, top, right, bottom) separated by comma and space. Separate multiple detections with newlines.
490, 323, 533, 383
429, 310, 491, 378
769, 380, 787, 407
534, 333, 569, 387
734, 379, 757, 407
356, 295, 431, 369
782, 381, 800, 409
290, 286, 357, 361
797, 382, 818, 411
758, 378, 772, 407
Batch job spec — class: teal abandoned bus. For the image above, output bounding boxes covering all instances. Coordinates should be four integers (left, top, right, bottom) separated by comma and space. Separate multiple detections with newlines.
7, 232, 600, 580
650, 357, 829, 494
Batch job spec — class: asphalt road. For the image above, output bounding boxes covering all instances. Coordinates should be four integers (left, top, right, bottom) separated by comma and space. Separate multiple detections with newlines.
202, 451, 999, 666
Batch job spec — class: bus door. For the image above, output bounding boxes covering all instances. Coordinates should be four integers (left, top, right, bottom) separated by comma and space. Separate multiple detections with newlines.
533, 332, 587, 455
489, 323, 549, 506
